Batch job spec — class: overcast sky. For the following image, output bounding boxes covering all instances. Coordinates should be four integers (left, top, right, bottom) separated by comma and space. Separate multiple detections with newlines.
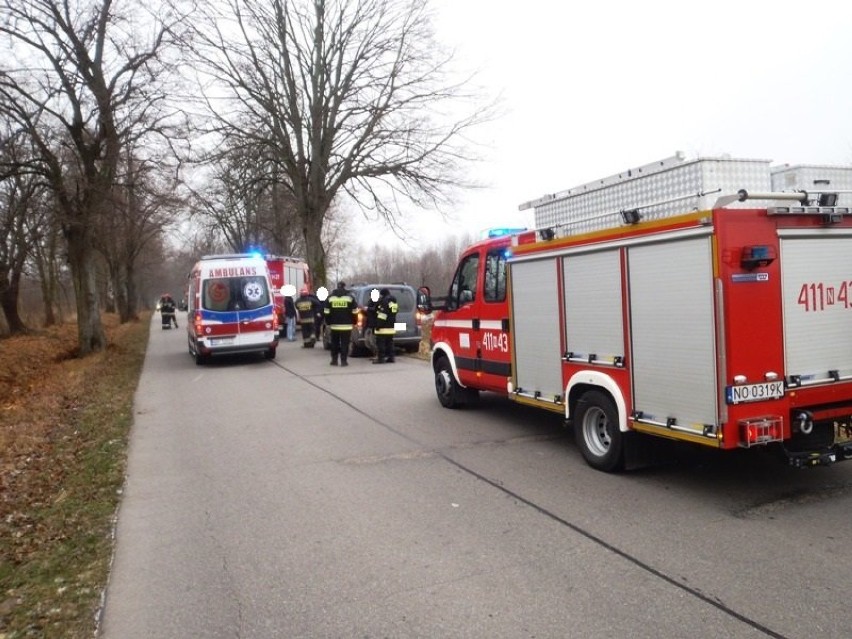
356, 0, 852, 250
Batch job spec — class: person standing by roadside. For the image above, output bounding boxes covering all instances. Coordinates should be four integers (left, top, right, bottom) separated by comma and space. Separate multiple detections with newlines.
323, 281, 357, 366
284, 294, 297, 342
364, 288, 379, 354
295, 286, 321, 347
373, 287, 398, 364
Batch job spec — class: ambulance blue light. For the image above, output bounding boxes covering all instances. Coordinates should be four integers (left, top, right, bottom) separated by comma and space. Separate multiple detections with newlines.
487, 227, 526, 238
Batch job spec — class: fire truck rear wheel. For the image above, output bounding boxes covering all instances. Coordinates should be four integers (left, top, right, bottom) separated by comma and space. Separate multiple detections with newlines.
435, 357, 466, 408
575, 390, 624, 472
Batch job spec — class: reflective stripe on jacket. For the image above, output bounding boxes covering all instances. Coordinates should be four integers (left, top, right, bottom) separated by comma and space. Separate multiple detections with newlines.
324, 290, 357, 331
374, 297, 398, 335
295, 295, 319, 324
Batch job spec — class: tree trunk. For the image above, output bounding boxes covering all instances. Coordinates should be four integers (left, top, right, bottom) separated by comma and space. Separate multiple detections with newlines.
302, 217, 327, 288
106, 260, 127, 320
33, 226, 60, 327
0, 268, 27, 334
40, 271, 58, 327
119, 262, 138, 323
66, 226, 107, 355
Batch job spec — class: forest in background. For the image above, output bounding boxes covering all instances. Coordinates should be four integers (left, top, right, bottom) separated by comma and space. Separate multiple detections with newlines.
0, 0, 495, 348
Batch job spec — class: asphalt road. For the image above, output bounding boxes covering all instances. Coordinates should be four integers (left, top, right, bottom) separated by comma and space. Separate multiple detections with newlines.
98, 316, 852, 639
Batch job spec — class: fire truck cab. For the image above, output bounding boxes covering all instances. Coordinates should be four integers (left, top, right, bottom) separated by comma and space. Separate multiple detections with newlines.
429, 159, 852, 472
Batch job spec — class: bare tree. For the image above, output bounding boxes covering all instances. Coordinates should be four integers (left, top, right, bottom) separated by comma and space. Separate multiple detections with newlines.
189, 0, 493, 286
344, 231, 473, 293
29, 208, 67, 326
0, 0, 189, 354
192, 135, 305, 255
94, 147, 183, 322
0, 132, 47, 334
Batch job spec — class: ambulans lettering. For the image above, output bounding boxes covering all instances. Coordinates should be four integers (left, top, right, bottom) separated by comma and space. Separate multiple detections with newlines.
206, 266, 258, 278
797, 280, 852, 312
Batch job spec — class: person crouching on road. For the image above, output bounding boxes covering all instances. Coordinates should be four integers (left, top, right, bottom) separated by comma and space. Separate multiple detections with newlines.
323, 281, 357, 366
373, 287, 398, 364
295, 286, 321, 348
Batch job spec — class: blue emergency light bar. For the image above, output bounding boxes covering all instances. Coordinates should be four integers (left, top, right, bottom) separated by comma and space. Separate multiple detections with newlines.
486, 227, 527, 238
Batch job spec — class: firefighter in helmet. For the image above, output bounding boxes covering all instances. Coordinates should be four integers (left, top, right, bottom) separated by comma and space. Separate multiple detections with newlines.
159, 293, 178, 328
295, 286, 321, 348
372, 287, 398, 364
323, 281, 358, 366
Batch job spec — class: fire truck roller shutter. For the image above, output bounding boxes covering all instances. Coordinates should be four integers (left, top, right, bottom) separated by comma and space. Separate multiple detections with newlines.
510, 256, 563, 402
780, 235, 852, 384
627, 235, 718, 432
562, 248, 624, 366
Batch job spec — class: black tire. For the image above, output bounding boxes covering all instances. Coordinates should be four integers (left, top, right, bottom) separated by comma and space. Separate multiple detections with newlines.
189, 339, 205, 366
264, 347, 276, 360
434, 356, 466, 409
349, 340, 366, 358
574, 390, 625, 472
404, 344, 420, 354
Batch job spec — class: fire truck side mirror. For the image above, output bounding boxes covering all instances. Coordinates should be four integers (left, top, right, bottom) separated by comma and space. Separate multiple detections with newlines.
417, 286, 433, 313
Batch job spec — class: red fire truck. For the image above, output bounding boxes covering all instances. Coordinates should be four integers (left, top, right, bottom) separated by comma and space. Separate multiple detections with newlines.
428, 186, 852, 471
265, 255, 311, 334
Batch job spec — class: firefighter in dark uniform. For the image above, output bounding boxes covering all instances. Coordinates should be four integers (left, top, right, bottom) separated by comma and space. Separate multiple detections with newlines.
159, 293, 178, 329
373, 287, 398, 364
365, 288, 379, 354
323, 281, 358, 366
295, 286, 321, 347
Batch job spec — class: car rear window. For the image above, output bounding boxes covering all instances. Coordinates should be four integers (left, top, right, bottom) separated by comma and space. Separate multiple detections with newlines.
203, 276, 270, 311
355, 287, 416, 313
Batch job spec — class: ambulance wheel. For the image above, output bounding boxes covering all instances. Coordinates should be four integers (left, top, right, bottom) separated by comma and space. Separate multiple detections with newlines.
194, 351, 208, 366
575, 390, 624, 472
264, 347, 276, 360
435, 356, 466, 409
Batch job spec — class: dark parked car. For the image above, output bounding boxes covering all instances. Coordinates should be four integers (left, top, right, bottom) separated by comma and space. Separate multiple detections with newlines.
323, 283, 424, 357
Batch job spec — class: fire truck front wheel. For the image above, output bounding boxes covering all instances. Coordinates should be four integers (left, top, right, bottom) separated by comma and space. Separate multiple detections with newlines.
435, 357, 475, 408
575, 390, 624, 472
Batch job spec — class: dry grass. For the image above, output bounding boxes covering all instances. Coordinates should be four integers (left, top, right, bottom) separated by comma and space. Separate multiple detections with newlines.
0, 313, 150, 638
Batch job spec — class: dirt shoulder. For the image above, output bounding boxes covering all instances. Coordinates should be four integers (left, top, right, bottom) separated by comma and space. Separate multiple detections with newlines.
0, 314, 150, 638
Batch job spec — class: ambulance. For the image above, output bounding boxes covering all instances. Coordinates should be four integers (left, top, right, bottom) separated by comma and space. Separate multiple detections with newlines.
186, 254, 279, 365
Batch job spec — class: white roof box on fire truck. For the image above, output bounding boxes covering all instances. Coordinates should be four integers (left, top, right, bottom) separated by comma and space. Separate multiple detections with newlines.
519, 152, 852, 235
